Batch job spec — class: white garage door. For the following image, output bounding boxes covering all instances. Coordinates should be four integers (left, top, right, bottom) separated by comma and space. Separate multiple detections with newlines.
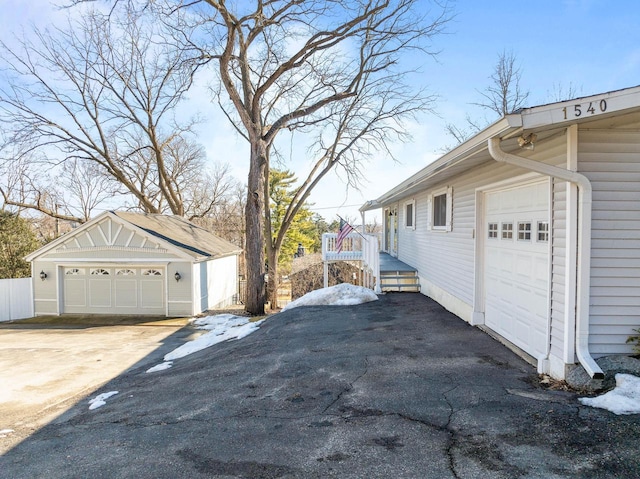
63, 266, 165, 315
484, 181, 550, 359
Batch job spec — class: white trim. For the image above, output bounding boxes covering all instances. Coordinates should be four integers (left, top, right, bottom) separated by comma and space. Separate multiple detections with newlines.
429, 186, 453, 232
404, 199, 416, 230
42, 257, 179, 263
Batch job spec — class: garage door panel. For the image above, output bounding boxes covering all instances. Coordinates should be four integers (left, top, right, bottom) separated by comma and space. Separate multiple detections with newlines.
89, 279, 112, 308
484, 181, 550, 359
141, 280, 164, 309
64, 279, 86, 307
115, 279, 138, 308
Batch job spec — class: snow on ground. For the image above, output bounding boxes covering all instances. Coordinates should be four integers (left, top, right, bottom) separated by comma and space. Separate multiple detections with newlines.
579, 374, 640, 415
88, 391, 119, 410
146, 361, 174, 373
146, 314, 264, 373
282, 283, 378, 312
0, 429, 14, 437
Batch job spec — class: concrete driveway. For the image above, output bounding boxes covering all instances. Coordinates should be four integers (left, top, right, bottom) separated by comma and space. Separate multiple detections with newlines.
0, 316, 195, 454
1, 293, 638, 478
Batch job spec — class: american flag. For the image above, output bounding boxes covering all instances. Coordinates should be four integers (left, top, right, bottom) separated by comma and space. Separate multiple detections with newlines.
336, 218, 354, 253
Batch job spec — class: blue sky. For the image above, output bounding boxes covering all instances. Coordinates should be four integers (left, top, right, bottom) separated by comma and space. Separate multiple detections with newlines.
1, 0, 639, 224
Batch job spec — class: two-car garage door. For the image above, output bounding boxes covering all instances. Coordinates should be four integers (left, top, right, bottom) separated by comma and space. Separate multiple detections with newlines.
63, 266, 165, 315
484, 181, 550, 360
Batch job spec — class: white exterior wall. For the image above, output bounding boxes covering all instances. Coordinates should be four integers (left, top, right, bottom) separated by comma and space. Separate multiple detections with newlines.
395, 135, 567, 323
32, 260, 59, 315
168, 262, 194, 317
200, 255, 238, 311
579, 129, 640, 356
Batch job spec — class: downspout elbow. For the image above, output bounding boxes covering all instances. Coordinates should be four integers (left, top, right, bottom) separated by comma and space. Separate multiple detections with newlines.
487, 137, 604, 379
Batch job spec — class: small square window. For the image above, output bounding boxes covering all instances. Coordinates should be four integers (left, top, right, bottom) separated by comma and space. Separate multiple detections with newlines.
518, 222, 532, 241
537, 221, 549, 242
488, 223, 498, 239
501, 222, 513, 240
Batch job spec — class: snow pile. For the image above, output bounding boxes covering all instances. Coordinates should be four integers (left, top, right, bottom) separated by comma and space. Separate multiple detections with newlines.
0, 429, 14, 437
146, 314, 264, 373
579, 373, 640, 415
89, 391, 119, 410
282, 283, 378, 312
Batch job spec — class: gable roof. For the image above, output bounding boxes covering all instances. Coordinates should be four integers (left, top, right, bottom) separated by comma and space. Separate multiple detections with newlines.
26, 211, 241, 262
112, 211, 242, 260
361, 84, 640, 211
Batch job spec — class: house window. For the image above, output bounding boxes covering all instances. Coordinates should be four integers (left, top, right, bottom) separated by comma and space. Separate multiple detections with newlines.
518, 222, 532, 241
537, 221, 549, 242
91, 268, 110, 275
429, 186, 453, 232
488, 223, 498, 239
405, 200, 415, 229
142, 269, 162, 276
501, 222, 513, 240
433, 194, 446, 227
65, 268, 83, 275
116, 269, 136, 276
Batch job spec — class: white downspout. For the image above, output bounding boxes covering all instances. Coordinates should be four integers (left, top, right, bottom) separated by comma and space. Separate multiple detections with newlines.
488, 137, 604, 379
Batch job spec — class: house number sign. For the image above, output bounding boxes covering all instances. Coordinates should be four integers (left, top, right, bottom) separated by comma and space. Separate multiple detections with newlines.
561, 99, 607, 120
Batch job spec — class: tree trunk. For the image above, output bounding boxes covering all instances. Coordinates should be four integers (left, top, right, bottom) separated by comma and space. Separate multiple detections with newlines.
244, 141, 267, 315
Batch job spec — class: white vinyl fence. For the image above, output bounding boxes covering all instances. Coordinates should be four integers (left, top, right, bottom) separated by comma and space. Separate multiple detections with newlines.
0, 278, 33, 322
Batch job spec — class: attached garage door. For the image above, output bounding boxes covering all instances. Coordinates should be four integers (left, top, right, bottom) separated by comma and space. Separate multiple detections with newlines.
484, 181, 550, 359
63, 266, 165, 315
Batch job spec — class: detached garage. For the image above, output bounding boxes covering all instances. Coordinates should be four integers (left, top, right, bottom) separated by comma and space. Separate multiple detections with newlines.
26, 211, 242, 317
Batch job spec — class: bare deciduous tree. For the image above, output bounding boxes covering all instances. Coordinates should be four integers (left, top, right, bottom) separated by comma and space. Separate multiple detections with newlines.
0, 4, 232, 223
445, 50, 530, 146
171, 0, 451, 313
474, 49, 529, 116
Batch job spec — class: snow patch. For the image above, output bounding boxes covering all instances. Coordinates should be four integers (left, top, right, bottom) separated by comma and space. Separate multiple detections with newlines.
0, 429, 15, 437
88, 391, 119, 410
282, 283, 378, 312
579, 374, 640, 415
146, 361, 173, 373
145, 314, 264, 373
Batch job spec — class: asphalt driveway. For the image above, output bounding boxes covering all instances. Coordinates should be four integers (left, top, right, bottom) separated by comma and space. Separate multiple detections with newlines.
1, 293, 638, 478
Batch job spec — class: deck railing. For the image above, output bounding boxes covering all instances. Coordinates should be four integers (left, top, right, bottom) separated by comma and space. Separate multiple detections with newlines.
321, 232, 381, 293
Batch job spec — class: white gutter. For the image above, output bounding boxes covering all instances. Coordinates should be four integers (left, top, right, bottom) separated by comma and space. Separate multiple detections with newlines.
487, 137, 604, 379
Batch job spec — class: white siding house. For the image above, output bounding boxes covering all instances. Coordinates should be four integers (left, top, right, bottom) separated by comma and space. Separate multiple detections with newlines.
361, 85, 640, 380
25, 211, 242, 317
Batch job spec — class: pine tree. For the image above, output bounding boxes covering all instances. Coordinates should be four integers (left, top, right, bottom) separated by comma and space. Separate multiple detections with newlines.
0, 212, 41, 279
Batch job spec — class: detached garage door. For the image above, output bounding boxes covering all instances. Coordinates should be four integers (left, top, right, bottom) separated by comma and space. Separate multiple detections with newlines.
484, 181, 550, 359
63, 266, 165, 315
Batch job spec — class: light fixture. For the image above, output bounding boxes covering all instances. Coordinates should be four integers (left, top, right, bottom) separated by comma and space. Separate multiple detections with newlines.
174, 272, 181, 282
39, 270, 47, 281
517, 133, 537, 150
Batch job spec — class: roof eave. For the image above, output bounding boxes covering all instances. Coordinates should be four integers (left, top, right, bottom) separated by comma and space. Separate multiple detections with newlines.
360, 116, 521, 211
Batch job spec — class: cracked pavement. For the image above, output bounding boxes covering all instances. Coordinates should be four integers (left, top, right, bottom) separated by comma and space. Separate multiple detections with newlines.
1, 293, 639, 478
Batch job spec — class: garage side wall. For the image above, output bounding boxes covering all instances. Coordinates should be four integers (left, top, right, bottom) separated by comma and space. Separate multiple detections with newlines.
200, 255, 238, 311
32, 260, 58, 315
579, 129, 640, 356
168, 262, 194, 317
